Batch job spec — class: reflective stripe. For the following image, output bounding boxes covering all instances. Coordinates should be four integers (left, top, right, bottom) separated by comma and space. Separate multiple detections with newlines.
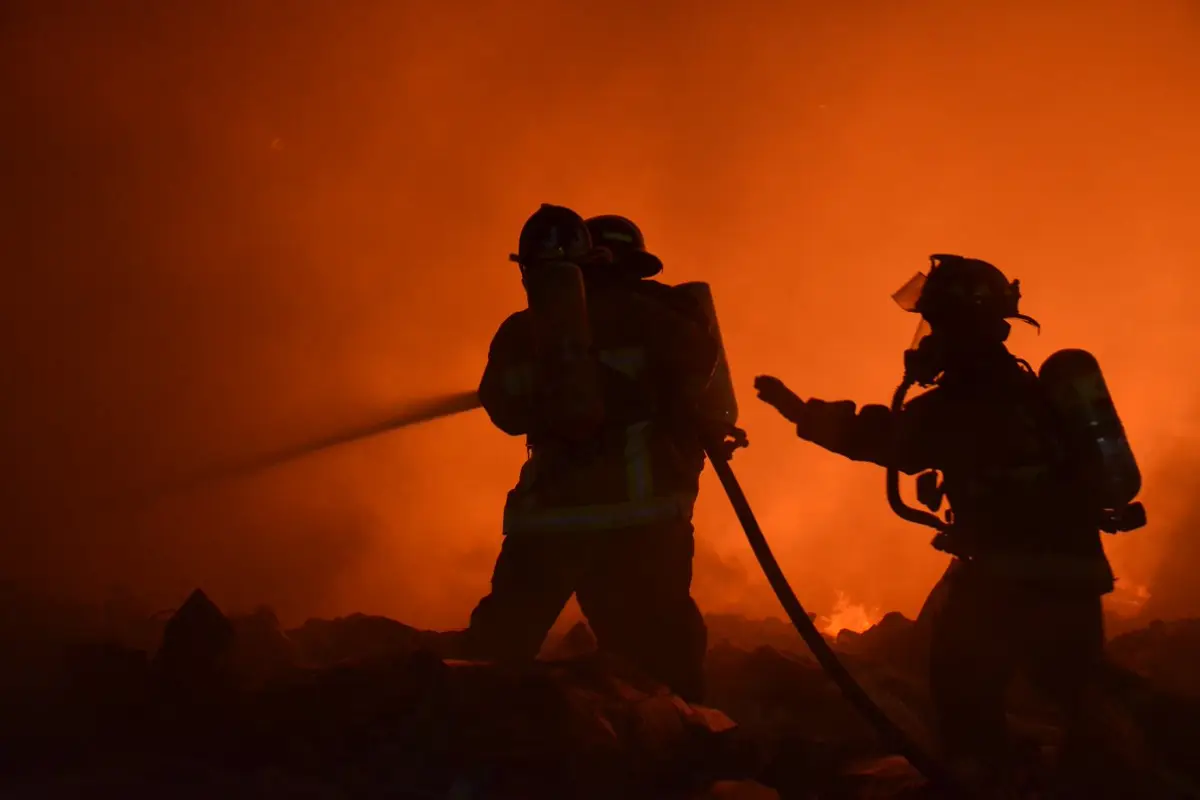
502, 345, 678, 535
598, 347, 646, 379
504, 363, 534, 396
624, 422, 653, 501
600, 232, 636, 245
503, 493, 696, 534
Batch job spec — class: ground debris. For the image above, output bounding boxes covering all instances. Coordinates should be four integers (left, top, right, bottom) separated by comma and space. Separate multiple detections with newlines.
2, 591, 1199, 798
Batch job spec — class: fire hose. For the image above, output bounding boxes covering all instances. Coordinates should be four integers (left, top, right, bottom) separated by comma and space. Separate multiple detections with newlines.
703, 439, 958, 793
134, 391, 958, 793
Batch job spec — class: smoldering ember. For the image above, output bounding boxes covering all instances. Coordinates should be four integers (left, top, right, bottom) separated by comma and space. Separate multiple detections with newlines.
1, 585, 1199, 799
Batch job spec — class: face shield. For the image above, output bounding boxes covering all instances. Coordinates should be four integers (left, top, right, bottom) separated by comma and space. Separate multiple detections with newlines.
889, 268, 1040, 353
891, 272, 932, 350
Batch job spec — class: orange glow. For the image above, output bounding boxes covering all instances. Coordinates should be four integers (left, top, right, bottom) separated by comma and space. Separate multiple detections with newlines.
818, 592, 884, 636
1105, 582, 1152, 620
1, 3, 1199, 632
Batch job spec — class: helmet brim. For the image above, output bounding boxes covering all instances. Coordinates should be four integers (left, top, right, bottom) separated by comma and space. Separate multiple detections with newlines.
626, 250, 663, 278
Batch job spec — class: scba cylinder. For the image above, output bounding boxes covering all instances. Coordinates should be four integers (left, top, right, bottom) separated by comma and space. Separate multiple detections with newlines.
675, 281, 739, 426
1038, 348, 1141, 510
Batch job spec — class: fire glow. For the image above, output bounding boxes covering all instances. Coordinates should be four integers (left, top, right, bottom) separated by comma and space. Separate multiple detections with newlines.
1106, 582, 1152, 620
819, 592, 883, 636
2, 2, 1196, 630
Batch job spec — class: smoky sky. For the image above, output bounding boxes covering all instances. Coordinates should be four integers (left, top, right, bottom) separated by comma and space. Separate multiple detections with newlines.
0, 0, 1198, 628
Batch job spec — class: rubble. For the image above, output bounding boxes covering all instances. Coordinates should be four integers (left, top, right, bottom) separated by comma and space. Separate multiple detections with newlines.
1, 592, 1200, 798
1108, 619, 1200, 698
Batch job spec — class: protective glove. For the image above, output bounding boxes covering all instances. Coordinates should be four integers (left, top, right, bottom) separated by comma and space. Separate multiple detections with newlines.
754, 375, 806, 423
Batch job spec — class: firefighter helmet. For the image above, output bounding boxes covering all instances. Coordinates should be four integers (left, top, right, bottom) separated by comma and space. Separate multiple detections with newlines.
509, 204, 595, 268
585, 215, 663, 278
892, 254, 1039, 333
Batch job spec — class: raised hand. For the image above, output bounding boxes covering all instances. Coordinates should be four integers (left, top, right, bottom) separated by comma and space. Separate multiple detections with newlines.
754, 375, 806, 423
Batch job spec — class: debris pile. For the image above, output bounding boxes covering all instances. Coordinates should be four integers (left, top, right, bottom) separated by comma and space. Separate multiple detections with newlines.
1, 589, 1199, 798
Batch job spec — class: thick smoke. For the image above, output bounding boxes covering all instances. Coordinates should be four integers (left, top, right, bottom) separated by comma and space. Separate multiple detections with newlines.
0, 1, 1197, 628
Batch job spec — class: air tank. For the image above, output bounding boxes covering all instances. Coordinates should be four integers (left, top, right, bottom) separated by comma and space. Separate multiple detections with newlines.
675, 281, 739, 426
522, 261, 604, 436
1038, 348, 1141, 510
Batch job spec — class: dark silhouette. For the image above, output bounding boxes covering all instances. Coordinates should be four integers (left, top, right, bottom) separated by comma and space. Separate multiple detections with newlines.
755, 254, 1148, 789
460, 206, 736, 703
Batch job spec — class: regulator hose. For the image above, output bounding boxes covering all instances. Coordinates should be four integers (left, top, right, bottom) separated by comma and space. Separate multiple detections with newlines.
885, 379, 949, 532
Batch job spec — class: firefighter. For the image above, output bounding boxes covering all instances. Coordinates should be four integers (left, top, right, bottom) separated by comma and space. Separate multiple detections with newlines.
753, 255, 1130, 781
585, 215, 663, 281
461, 205, 744, 703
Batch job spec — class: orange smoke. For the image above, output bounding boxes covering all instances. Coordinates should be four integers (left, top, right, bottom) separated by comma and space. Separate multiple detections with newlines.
0, 1, 1199, 631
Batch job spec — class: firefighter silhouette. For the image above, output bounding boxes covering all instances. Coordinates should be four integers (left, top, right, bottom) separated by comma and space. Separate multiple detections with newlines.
460, 205, 745, 702
755, 254, 1145, 782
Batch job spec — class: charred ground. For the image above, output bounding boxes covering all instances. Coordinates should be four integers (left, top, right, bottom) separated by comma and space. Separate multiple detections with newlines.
1, 588, 1198, 799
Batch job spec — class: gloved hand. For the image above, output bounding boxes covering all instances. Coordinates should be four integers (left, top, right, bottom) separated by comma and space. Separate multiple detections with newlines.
754, 375, 806, 423
701, 419, 749, 462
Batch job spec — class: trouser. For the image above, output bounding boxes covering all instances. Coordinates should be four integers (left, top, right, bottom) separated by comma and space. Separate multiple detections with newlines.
927, 559, 1106, 766
460, 519, 708, 703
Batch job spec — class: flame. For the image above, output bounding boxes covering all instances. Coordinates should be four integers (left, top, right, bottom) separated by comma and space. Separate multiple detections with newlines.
819, 591, 883, 636
1105, 581, 1151, 620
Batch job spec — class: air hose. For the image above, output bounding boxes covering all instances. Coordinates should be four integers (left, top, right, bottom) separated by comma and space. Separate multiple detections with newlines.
884, 379, 949, 533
